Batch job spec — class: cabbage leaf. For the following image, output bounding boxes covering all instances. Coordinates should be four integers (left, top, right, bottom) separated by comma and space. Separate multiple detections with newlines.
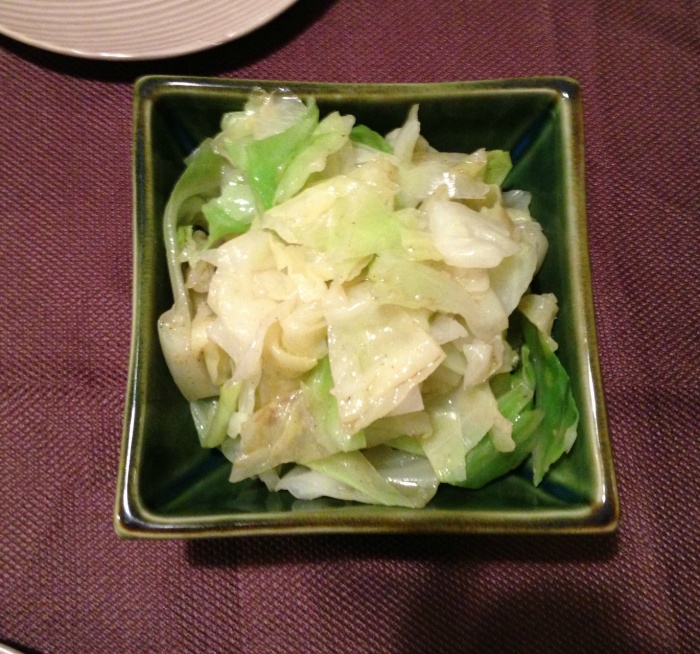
158, 91, 580, 506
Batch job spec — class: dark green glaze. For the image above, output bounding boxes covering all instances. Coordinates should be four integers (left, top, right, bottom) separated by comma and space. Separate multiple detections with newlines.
115, 77, 618, 538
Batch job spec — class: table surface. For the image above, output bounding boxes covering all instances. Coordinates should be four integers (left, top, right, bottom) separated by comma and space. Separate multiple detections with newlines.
1, 1, 698, 652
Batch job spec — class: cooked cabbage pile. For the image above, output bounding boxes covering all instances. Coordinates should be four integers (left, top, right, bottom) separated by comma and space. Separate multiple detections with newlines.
158, 89, 579, 508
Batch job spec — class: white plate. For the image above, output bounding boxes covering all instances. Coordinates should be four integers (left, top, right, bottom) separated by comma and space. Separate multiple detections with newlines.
0, 0, 299, 60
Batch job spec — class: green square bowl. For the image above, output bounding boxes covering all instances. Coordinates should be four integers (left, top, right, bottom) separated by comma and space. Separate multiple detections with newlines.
115, 76, 619, 538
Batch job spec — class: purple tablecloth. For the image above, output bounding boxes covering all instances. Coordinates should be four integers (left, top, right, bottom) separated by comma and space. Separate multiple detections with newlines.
1, 1, 698, 652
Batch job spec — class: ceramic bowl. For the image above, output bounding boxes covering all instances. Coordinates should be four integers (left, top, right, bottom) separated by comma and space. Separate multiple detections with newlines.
0, 0, 299, 59
115, 76, 619, 538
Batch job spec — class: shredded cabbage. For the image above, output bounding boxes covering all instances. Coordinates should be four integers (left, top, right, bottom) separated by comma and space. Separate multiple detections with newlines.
158, 89, 579, 508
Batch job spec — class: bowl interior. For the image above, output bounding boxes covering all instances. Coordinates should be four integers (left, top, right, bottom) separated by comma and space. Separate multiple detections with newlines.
118, 77, 618, 536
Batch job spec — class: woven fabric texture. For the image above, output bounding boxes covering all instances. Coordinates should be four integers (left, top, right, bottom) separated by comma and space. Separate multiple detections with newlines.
1, 0, 699, 652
